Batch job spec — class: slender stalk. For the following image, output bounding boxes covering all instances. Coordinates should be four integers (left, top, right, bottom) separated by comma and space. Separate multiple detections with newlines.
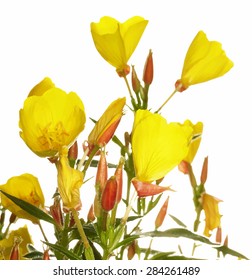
155, 89, 177, 113
38, 221, 49, 242
123, 75, 134, 99
71, 208, 94, 260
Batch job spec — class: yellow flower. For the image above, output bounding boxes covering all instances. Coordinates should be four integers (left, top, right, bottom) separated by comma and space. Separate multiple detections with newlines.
132, 110, 193, 182
91, 16, 148, 76
87, 97, 126, 152
56, 146, 84, 212
0, 226, 33, 260
0, 174, 45, 223
201, 193, 222, 237
175, 31, 234, 92
19, 77, 86, 157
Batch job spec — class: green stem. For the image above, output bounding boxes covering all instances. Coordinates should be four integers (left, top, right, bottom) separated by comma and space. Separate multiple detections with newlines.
155, 89, 177, 113
38, 221, 48, 242
71, 208, 94, 260
123, 75, 138, 110
82, 145, 100, 178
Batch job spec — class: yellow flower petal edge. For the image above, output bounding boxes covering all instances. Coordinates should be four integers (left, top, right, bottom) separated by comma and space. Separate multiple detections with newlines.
132, 110, 193, 182
0, 174, 45, 223
176, 31, 234, 91
19, 78, 86, 157
91, 16, 148, 74
88, 97, 126, 148
0, 226, 33, 260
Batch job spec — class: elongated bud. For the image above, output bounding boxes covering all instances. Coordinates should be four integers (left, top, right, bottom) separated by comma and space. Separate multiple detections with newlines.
143, 49, 153, 85
132, 178, 173, 197
127, 240, 137, 260
131, 65, 141, 94
95, 151, 108, 193
115, 157, 125, 203
200, 156, 208, 184
155, 197, 169, 229
43, 249, 50, 260
9, 236, 22, 260
216, 227, 222, 244
49, 197, 63, 229
224, 235, 228, 247
87, 204, 96, 222
101, 176, 118, 212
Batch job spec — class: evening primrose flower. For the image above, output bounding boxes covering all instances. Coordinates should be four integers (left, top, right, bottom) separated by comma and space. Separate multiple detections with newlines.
0, 174, 45, 223
91, 16, 148, 76
201, 193, 222, 237
0, 226, 33, 260
56, 146, 84, 212
131, 110, 193, 196
175, 31, 234, 92
87, 97, 126, 152
19, 77, 86, 157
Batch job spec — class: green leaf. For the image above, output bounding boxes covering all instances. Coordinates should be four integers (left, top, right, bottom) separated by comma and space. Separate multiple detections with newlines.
141, 228, 217, 245
23, 251, 44, 260
0, 190, 55, 224
168, 214, 187, 228
43, 242, 82, 260
113, 235, 139, 250
146, 194, 162, 214
215, 245, 249, 260
150, 253, 204, 260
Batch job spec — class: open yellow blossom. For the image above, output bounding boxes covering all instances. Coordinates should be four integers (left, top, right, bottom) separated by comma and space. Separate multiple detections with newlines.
91, 16, 148, 76
87, 97, 126, 152
201, 193, 222, 237
0, 226, 33, 260
175, 31, 234, 92
132, 110, 193, 182
0, 174, 45, 223
19, 77, 86, 157
56, 146, 84, 212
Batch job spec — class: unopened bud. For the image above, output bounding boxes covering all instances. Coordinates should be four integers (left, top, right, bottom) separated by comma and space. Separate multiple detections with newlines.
115, 157, 125, 203
95, 151, 108, 193
143, 49, 153, 85
216, 227, 222, 244
9, 236, 22, 260
200, 156, 208, 184
224, 235, 228, 247
101, 176, 118, 212
127, 240, 137, 260
87, 204, 96, 222
43, 249, 50, 260
49, 197, 63, 229
131, 65, 141, 94
155, 197, 169, 229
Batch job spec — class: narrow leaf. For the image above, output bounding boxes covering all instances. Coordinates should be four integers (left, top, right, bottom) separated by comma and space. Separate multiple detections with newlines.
0, 190, 55, 224
43, 242, 82, 260
168, 214, 187, 228
215, 245, 249, 260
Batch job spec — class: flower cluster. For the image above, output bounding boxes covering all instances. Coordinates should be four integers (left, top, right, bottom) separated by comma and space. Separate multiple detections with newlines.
1, 16, 246, 261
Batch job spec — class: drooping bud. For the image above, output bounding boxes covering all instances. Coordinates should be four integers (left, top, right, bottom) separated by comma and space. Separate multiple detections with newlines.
155, 197, 169, 229
131, 65, 141, 94
9, 236, 22, 260
115, 157, 125, 203
101, 176, 118, 212
132, 178, 173, 197
143, 49, 153, 85
216, 227, 222, 244
200, 156, 208, 185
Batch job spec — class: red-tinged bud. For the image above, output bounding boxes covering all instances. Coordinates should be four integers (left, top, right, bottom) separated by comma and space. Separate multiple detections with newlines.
116, 65, 130, 77
101, 176, 118, 212
143, 49, 153, 85
131, 65, 141, 94
9, 236, 22, 260
216, 227, 222, 244
127, 240, 137, 260
68, 141, 78, 161
132, 178, 173, 197
49, 198, 63, 229
43, 249, 50, 260
87, 204, 96, 222
95, 151, 108, 193
115, 157, 125, 203
175, 79, 188, 92
178, 160, 189, 174
224, 235, 228, 247
200, 156, 208, 184
155, 197, 169, 229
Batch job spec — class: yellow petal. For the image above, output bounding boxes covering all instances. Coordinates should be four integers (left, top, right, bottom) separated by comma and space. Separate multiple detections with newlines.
180, 31, 234, 88
19, 79, 86, 157
132, 110, 193, 182
0, 174, 45, 223
28, 77, 55, 97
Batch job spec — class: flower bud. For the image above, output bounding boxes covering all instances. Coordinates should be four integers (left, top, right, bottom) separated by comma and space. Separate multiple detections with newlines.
115, 157, 125, 203
216, 227, 222, 244
200, 156, 208, 185
127, 240, 137, 260
155, 197, 169, 229
9, 236, 22, 260
224, 235, 228, 247
101, 176, 118, 212
49, 197, 63, 229
95, 151, 108, 193
143, 49, 153, 85
131, 65, 141, 94
43, 249, 50, 260
87, 204, 96, 222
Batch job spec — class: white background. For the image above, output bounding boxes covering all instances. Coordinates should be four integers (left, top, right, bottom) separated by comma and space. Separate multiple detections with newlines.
0, 0, 251, 264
